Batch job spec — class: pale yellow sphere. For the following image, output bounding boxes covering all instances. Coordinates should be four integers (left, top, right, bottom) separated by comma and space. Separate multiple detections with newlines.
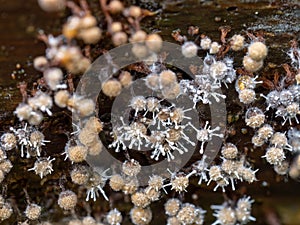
107, 0, 124, 14
112, 32, 128, 46
145, 34, 163, 52
248, 42, 268, 61
38, 0, 66, 12
78, 27, 102, 44
58, 190, 77, 210
243, 56, 263, 72
102, 79, 122, 97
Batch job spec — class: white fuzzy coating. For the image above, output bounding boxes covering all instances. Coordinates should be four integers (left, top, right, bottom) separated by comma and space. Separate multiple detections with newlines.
274, 160, 290, 175
79, 27, 102, 44
237, 167, 257, 183
248, 42, 268, 61
221, 159, 239, 176
88, 140, 103, 156
66, 145, 88, 163
119, 71, 132, 87
144, 186, 160, 202
82, 216, 97, 225
122, 177, 139, 195
70, 165, 90, 185
131, 43, 149, 59
270, 132, 290, 149
236, 196, 254, 211
235, 209, 253, 224
145, 33, 163, 52
122, 159, 141, 177
43, 68, 63, 91
130, 96, 147, 112
109, 174, 125, 191
0, 202, 13, 221
33, 56, 48, 71
221, 143, 238, 159
159, 70, 177, 88
1, 133, 17, 151
243, 56, 263, 72
176, 203, 197, 225
130, 207, 152, 225
58, 190, 77, 210
235, 75, 262, 92
279, 90, 293, 106
145, 73, 160, 91
200, 37, 212, 50
28, 92, 53, 116
76, 98, 95, 117
131, 192, 151, 208
263, 147, 285, 165
251, 135, 265, 147
245, 107, 265, 128
162, 83, 181, 99
257, 124, 274, 140
209, 61, 227, 81
28, 157, 55, 179
238, 89, 256, 105
54, 90, 70, 108
230, 34, 245, 51
171, 176, 189, 192
167, 217, 181, 225
28, 111, 44, 126
182, 41, 198, 58
102, 79, 122, 97
165, 198, 181, 216
148, 175, 164, 191
209, 166, 223, 181
130, 30, 147, 43
0, 160, 12, 174
25, 203, 41, 220
212, 206, 237, 225
107, 208, 122, 225
112, 32, 128, 46
14, 104, 33, 121
210, 42, 221, 54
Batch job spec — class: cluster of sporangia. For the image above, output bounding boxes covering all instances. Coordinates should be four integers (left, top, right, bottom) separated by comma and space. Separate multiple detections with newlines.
1, 0, 300, 224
